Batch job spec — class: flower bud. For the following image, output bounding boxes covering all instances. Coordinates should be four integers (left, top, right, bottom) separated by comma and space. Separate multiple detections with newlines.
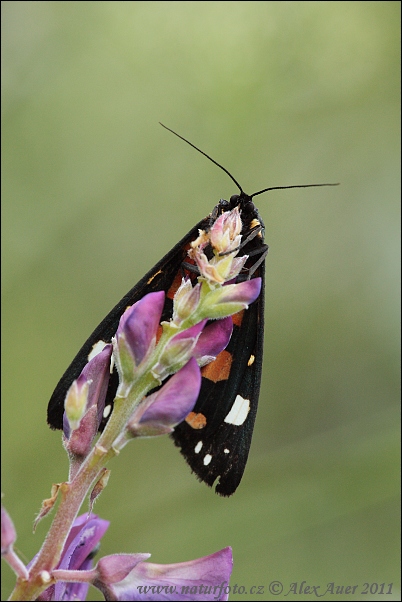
173, 278, 201, 324
64, 375, 90, 432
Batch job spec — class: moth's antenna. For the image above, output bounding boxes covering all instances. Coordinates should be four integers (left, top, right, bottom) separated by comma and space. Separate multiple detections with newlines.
160, 123, 339, 196
251, 182, 339, 198
160, 123, 244, 193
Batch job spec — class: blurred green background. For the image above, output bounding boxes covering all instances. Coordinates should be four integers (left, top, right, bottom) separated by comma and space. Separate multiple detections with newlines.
2, 2, 400, 600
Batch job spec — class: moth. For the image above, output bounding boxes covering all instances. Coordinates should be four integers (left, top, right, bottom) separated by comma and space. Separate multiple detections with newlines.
47, 124, 337, 495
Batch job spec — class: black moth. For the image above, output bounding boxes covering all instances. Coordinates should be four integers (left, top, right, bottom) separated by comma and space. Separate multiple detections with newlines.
47, 125, 337, 496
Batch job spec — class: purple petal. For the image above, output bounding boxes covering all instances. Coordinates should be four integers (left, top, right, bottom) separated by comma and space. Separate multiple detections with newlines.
33, 514, 109, 601
96, 553, 151, 584
82, 344, 113, 427
220, 278, 261, 305
64, 405, 100, 460
53, 515, 109, 602
99, 547, 233, 601
63, 344, 113, 437
170, 319, 207, 344
118, 292, 165, 365
139, 358, 201, 427
60, 515, 109, 570
193, 317, 233, 359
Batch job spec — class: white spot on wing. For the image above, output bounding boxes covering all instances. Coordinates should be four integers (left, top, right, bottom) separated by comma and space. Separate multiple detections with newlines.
103, 405, 112, 420
203, 454, 212, 466
88, 340, 108, 362
224, 448, 230, 454
194, 441, 203, 454
224, 395, 250, 426
248, 354, 255, 366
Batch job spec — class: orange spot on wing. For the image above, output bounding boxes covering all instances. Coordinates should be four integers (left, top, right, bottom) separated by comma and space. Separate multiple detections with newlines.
231, 310, 245, 328
166, 243, 196, 300
185, 411, 207, 429
167, 272, 183, 300
156, 324, 163, 343
201, 350, 232, 383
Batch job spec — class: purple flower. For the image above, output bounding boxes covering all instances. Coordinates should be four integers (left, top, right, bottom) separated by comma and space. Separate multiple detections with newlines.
218, 278, 261, 306
115, 292, 165, 367
153, 317, 232, 381
34, 514, 110, 601
95, 546, 233, 601
168, 319, 208, 355
198, 278, 262, 321
128, 358, 201, 437
31, 514, 232, 601
193, 317, 233, 364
